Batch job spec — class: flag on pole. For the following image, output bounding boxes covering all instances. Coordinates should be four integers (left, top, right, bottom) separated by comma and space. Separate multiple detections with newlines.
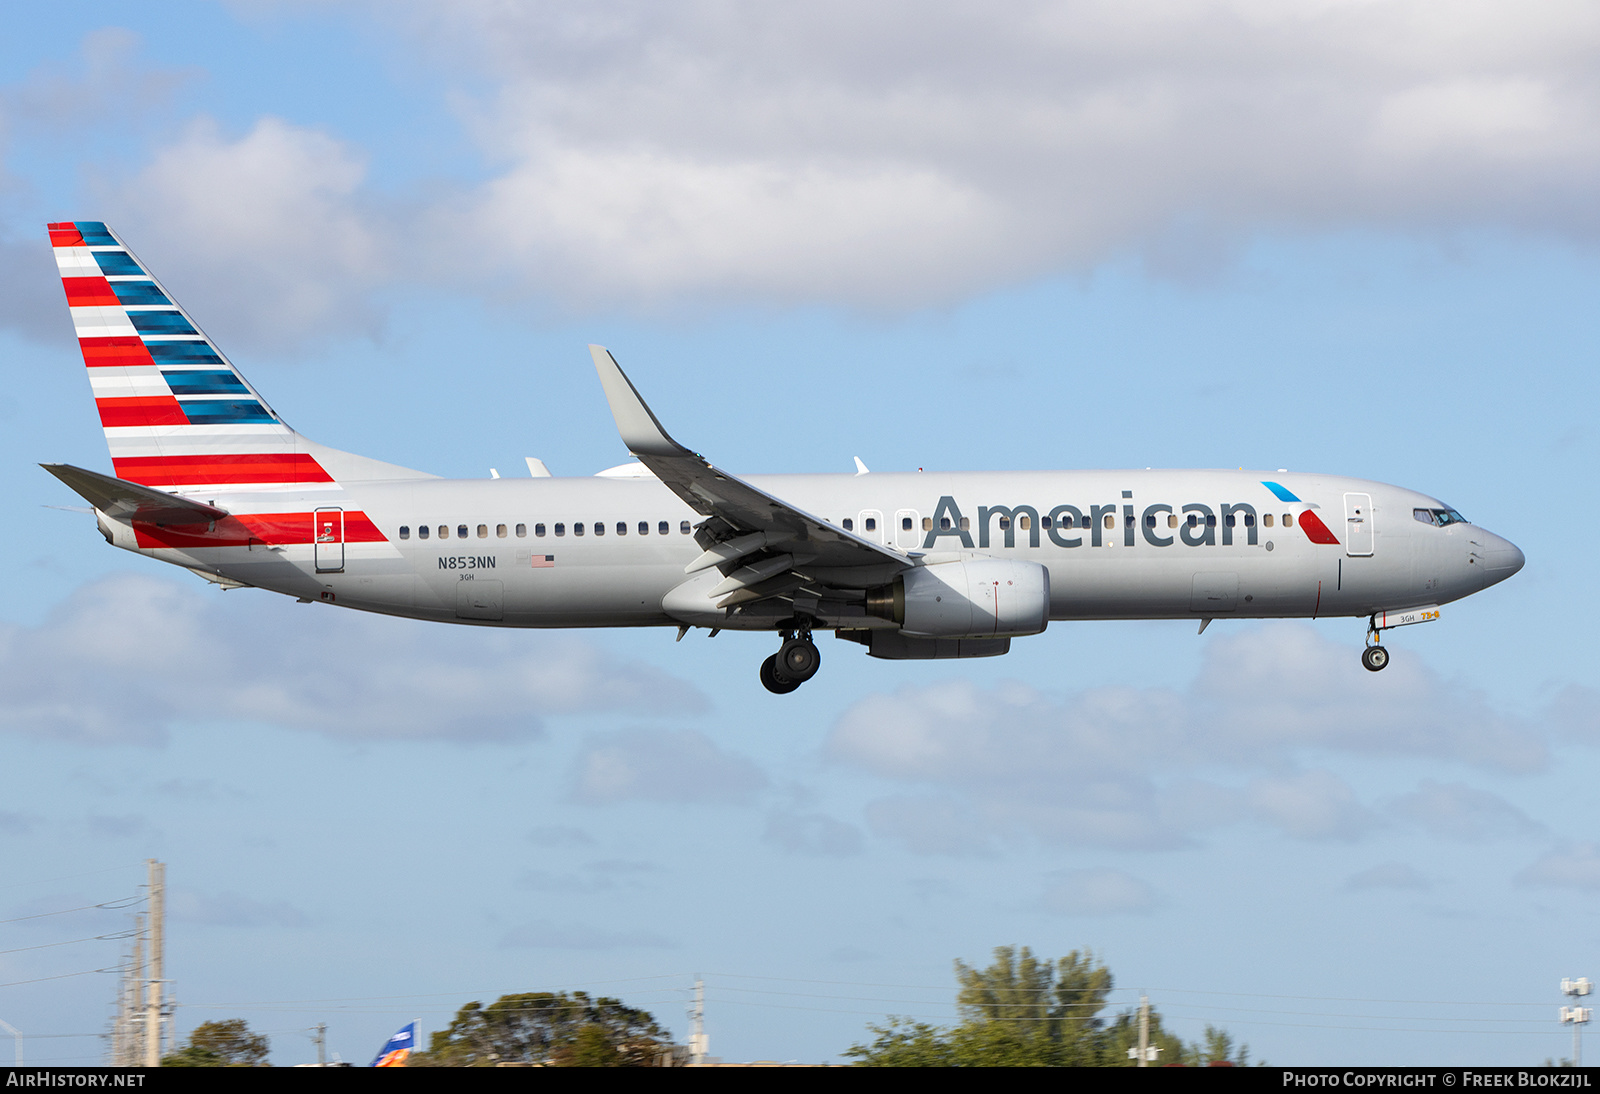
370, 1021, 417, 1067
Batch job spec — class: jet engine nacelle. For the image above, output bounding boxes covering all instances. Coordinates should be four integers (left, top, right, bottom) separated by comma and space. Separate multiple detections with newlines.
867, 559, 1050, 639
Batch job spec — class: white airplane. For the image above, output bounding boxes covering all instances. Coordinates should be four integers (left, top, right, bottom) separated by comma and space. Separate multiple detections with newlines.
42, 222, 1524, 693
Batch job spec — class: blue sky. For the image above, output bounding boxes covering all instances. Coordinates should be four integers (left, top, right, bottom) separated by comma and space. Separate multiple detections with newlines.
3, 1, 1598, 1066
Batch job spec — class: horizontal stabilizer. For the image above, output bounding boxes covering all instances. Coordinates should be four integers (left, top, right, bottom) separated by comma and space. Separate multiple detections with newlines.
41, 463, 228, 525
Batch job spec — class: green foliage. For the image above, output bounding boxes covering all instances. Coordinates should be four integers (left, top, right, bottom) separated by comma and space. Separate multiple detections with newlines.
846, 946, 1246, 1067
161, 1019, 269, 1067
409, 991, 669, 1067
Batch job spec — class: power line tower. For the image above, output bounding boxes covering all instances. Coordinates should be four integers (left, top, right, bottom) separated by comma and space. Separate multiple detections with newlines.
688, 977, 708, 1066
144, 859, 167, 1067
1561, 978, 1591, 1067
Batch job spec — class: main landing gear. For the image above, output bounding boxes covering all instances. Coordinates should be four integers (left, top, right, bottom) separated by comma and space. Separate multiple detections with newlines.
760, 628, 821, 694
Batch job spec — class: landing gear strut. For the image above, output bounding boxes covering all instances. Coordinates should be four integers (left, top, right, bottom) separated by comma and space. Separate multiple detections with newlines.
760, 627, 821, 694
1362, 614, 1390, 672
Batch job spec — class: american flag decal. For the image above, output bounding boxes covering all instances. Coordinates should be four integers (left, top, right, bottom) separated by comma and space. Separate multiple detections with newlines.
531, 554, 555, 568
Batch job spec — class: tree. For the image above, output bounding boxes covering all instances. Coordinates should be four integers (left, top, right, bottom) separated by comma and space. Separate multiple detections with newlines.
408, 991, 669, 1067
161, 1019, 269, 1067
846, 945, 1246, 1067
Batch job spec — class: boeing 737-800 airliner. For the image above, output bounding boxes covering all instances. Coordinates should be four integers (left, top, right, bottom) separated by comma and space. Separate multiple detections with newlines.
41, 222, 1524, 693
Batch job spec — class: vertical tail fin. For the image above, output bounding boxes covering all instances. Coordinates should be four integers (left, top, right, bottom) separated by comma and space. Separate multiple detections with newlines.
48, 221, 429, 489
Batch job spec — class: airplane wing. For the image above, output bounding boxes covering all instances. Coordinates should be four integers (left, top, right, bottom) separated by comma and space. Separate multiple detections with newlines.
590, 346, 910, 606
41, 463, 229, 525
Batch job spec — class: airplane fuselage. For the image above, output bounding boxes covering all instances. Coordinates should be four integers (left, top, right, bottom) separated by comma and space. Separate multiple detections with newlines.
110, 468, 1518, 633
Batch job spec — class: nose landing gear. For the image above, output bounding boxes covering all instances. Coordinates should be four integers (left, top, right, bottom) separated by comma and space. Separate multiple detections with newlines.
1361, 644, 1389, 672
760, 628, 821, 694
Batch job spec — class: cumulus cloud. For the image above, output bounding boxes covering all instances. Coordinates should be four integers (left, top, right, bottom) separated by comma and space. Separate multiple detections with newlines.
168, 888, 310, 928
1345, 862, 1431, 892
1039, 868, 1158, 915
1516, 843, 1600, 891
91, 116, 386, 351
498, 919, 674, 950
568, 727, 767, 805
1248, 770, 1376, 842
9, 4, 1600, 346
1388, 780, 1544, 842
763, 810, 863, 856
0, 572, 706, 745
827, 622, 1548, 852
395, 0, 1600, 312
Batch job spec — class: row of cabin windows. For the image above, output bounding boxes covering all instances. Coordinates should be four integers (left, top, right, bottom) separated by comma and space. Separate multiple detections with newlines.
394, 511, 1300, 542
396, 520, 695, 541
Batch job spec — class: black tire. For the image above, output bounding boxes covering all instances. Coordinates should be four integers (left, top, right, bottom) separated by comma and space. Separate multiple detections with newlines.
1361, 645, 1389, 672
778, 638, 821, 682
760, 654, 801, 694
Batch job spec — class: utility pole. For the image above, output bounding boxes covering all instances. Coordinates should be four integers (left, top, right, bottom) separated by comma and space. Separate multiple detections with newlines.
144, 860, 165, 1068
313, 1023, 326, 1067
1562, 978, 1592, 1067
688, 977, 708, 1066
0, 1018, 20, 1066
1137, 994, 1150, 1067
127, 914, 146, 1066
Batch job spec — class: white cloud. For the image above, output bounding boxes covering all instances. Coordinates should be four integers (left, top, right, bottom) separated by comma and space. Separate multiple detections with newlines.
0, 572, 706, 745
1248, 770, 1376, 842
396, 0, 1600, 311
93, 116, 385, 351
1039, 868, 1158, 916
827, 622, 1549, 852
1516, 843, 1600, 891
1345, 862, 1431, 892
1388, 780, 1544, 842
498, 919, 674, 949
763, 810, 863, 856
168, 888, 310, 928
568, 727, 767, 805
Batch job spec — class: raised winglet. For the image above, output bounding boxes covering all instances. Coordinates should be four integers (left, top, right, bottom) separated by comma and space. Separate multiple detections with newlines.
589, 345, 691, 459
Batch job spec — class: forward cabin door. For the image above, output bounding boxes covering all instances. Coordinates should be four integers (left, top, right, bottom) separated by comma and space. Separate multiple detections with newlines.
314, 507, 344, 573
1343, 493, 1373, 557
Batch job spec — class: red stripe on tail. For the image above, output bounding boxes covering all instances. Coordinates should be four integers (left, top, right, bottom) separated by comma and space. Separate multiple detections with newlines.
79, 336, 155, 368
112, 453, 334, 487
96, 397, 189, 428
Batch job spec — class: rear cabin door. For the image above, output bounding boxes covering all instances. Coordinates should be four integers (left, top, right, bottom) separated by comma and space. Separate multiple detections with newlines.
314, 507, 344, 573
1344, 493, 1374, 557
894, 509, 921, 550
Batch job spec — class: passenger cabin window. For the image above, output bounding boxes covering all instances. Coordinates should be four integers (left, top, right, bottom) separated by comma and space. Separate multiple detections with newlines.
940, 517, 952, 530
1104, 514, 1115, 530
1244, 513, 1255, 527
843, 518, 854, 530
457, 525, 469, 539
477, 524, 488, 538
680, 521, 692, 534
531, 523, 542, 537
961, 517, 971, 531
516, 523, 527, 537
594, 522, 604, 536
554, 523, 565, 536
1168, 514, 1178, 529
999, 517, 1011, 530
902, 516, 914, 530
418, 525, 430, 540
439, 525, 450, 539
575, 523, 585, 536
1284, 513, 1294, 527
1206, 515, 1217, 527
497, 524, 508, 538
865, 517, 877, 531
922, 517, 933, 532
617, 522, 627, 535
1264, 514, 1274, 528
1225, 515, 1236, 528
399, 525, 410, 539
638, 521, 648, 534
1145, 514, 1157, 527
1019, 515, 1031, 531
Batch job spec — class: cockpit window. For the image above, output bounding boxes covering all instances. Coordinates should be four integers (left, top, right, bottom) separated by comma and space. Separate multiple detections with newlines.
1415, 507, 1469, 527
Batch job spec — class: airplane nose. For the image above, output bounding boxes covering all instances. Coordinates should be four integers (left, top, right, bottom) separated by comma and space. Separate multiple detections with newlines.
1479, 532, 1525, 588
